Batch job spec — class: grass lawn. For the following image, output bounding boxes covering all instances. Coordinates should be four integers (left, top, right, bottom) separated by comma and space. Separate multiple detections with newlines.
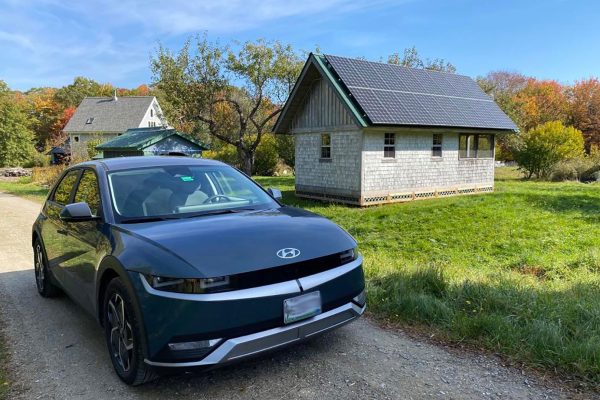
1, 168, 599, 385
256, 169, 600, 386
0, 177, 48, 203
0, 330, 9, 400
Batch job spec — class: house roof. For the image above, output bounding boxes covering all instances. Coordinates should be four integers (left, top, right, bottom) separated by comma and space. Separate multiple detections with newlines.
96, 127, 208, 151
63, 96, 156, 133
274, 54, 518, 133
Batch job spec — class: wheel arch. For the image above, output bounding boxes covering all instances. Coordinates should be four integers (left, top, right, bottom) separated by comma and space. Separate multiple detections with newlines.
96, 256, 136, 326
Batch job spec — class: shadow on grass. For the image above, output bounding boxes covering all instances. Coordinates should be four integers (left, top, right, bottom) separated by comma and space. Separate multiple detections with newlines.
511, 191, 600, 221
368, 267, 600, 387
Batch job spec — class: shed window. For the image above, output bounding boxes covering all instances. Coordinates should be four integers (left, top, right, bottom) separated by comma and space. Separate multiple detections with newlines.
73, 136, 80, 143
150, 109, 154, 117
320, 134, 331, 159
459, 134, 494, 159
432, 134, 443, 157
384, 133, 395, 158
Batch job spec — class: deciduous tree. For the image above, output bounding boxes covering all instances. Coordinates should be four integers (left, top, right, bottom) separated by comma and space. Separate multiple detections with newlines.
512, 79, 568, 131
567, 78, 600, 150
388, 46, 456, 73
151, 36, 303, 174
54, 77, 114, 108
0, 81, 36, 167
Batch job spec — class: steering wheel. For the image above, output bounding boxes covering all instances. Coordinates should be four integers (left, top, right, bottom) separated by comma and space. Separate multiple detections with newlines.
203, 195, 232, 204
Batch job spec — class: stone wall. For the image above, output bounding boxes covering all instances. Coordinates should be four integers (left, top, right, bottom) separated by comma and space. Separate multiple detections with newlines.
361, 129, 495, 196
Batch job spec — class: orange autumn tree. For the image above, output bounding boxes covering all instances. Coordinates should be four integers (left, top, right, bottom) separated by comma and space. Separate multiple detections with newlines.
568, 78, 600, 150
48, 106, 75, 147
512, 79, 568, 131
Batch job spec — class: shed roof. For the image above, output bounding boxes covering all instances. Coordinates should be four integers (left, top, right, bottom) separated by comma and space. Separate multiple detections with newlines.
63, 96, 156, 133
274, 54, 518, 133
96, 127, 208, 150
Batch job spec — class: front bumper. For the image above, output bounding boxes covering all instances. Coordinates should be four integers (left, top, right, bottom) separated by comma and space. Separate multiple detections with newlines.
134, 256, 366, 367
144, 299, 365, 367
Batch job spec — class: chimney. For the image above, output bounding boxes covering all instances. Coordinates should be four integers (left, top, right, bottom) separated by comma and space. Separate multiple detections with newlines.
113, 89, 118, 101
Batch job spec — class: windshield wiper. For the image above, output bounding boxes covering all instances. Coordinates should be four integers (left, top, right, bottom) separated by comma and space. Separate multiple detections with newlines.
181, 208, 257, 219
120, 216, 178, 224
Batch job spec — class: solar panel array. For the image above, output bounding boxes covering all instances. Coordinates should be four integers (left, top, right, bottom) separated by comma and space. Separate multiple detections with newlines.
324, 55, 517, 130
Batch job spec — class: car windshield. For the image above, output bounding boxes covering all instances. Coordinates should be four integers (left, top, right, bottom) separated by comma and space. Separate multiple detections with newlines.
108, 164, 278, 221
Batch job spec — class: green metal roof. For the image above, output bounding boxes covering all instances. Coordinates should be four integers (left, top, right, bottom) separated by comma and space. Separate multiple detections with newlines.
96, 127, 209, 151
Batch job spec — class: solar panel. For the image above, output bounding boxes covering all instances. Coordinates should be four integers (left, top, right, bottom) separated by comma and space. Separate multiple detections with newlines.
324, 55, 517, 130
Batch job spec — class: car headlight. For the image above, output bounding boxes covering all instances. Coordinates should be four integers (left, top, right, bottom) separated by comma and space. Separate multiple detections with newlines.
340, 247, 359, 264
144, 274, 230, 294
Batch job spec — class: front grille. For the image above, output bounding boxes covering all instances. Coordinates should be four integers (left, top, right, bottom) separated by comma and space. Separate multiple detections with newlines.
227, 250, 354, 291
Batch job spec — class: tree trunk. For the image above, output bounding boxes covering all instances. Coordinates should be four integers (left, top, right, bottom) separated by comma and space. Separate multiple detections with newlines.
238, 147, 254, 175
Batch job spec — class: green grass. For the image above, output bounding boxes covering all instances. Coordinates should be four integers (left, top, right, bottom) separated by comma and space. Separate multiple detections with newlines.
256, 168, 600, 386
0, 330, 9, 400
0, 177, 48, 203
1, 168, 599, 385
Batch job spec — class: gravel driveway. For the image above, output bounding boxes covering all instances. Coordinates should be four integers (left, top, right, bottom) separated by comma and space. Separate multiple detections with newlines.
0, 191, 585, 399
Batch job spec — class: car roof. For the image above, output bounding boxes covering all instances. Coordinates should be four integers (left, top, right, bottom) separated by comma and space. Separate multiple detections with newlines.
76, 156, 227, 172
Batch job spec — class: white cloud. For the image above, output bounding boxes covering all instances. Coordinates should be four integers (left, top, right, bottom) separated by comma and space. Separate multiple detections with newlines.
0, 0, 405, 89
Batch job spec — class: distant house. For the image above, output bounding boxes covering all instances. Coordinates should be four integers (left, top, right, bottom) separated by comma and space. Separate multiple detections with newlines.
63, 93, 166, 158
95, 127, 208, 158
273, 54, 518, 206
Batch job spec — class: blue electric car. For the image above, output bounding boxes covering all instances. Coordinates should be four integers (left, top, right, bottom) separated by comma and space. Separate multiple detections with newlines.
32, 157, 365, 385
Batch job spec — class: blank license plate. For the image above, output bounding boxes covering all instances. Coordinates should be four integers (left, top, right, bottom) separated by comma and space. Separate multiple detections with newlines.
284, 291, 322, 324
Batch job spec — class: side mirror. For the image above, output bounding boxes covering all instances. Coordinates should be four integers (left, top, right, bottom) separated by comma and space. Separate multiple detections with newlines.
59, 202, 97, 222
267, 187, 283, 200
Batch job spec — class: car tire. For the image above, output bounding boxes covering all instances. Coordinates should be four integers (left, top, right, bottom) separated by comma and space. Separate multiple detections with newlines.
103, 277, 158, 386
33, 238, 61, 298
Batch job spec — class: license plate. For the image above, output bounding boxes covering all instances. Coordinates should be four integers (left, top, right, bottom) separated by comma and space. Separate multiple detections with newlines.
284, 291, 322, 324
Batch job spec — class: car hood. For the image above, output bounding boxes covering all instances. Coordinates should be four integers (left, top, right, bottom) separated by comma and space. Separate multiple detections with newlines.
114, 207, 356, 277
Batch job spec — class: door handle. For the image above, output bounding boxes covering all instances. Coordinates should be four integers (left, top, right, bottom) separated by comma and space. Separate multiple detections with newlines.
57, 229, 69, 236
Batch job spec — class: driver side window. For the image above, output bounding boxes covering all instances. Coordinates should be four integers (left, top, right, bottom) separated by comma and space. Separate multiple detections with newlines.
74, 170, 101, 216
52, 170, 80, 206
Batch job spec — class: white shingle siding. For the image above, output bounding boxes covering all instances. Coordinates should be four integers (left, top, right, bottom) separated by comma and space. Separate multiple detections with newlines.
361, 130, 494, 195
295, 130, 362, 198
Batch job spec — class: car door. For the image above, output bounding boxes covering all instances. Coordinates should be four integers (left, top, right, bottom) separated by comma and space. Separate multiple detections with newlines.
41, 169, 81, 288
62, 168, 104, 314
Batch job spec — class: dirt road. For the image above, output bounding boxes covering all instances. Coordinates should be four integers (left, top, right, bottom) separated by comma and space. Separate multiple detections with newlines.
0, 191, 580, 399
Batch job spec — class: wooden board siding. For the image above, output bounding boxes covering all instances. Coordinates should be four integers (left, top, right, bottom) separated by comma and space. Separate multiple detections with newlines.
291, 78, 357, 133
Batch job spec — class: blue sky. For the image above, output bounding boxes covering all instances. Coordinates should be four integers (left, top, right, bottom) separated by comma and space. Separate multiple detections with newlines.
1, 0, 599, 91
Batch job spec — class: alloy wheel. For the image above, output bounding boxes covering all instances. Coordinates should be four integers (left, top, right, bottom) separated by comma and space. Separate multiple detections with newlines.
107, 293, 134, 372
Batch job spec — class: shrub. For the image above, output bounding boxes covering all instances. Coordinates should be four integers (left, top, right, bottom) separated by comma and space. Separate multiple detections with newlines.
203, 145, 239, 168
86, 138, 105, 159
32, 165, 65, 187
253, 134, 279, 176
23, 152, 51, 168
514, 121, 585, 179
549, 161, 578, 182
276, 134, 295, 168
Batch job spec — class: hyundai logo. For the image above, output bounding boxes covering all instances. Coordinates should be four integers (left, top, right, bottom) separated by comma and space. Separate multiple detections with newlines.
276, 248, 301, 259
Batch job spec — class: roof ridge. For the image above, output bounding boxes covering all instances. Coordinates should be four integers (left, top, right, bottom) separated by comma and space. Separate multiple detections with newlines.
323, 54, 468, 78
82, 95, 155, 99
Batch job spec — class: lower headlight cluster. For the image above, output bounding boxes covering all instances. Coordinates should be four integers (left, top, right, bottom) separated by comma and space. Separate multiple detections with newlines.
144, 275, 230, 294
